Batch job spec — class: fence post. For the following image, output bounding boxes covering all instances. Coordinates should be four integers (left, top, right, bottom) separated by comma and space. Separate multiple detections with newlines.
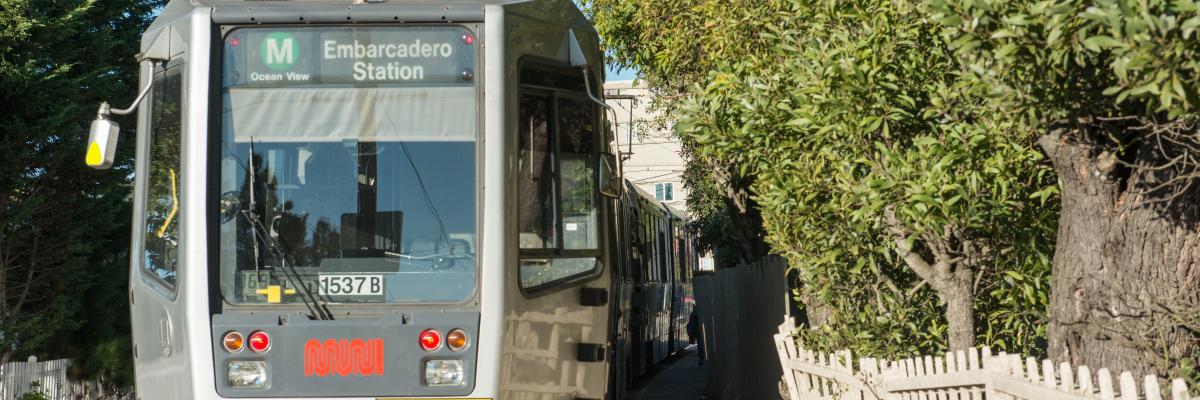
774, 319, 801, 400
1173, 378, 1192, 400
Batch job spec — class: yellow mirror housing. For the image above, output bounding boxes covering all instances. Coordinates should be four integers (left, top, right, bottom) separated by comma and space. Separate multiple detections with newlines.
86, 113, 119, 169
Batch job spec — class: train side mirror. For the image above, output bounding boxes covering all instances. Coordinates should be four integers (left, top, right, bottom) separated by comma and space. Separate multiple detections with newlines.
85, 63, 158, 170
568, 30, 622, 199
86, 107, 121, 169
86, 27, 172, 170
599, 152, 621, 199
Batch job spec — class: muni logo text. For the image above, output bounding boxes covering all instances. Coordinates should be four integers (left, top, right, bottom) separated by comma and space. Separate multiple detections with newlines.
303, 338, 386, 377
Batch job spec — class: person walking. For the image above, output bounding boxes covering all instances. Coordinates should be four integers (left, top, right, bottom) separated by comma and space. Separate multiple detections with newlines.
687, 308, 706, 365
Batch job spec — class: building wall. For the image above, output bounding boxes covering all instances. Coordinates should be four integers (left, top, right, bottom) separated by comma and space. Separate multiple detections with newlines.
604, 80, 688, 215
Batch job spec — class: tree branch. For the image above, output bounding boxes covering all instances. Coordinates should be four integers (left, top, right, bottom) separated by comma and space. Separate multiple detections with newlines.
883, 205, 937, 283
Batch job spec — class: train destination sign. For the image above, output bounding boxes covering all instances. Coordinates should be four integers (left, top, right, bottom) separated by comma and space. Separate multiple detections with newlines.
223, 26, 476, 87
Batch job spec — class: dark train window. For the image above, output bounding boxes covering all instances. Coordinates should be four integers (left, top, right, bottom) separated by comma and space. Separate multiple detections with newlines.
519, 65, 586, 91
658, 232, 669, 282
143, 63, 184, 290
676, 238, 687, 283
517, 61, 602, 291
557, 97, 598, 250
517, 94, 556, 249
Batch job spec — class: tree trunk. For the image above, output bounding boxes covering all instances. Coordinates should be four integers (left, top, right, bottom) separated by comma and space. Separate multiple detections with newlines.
884, 207, 977, 350
937, 272, 976, 351
1042, 124, 1200, 377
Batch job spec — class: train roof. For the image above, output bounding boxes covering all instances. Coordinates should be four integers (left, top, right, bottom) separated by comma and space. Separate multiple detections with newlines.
181, 0, 532, 8
155, 0, 590, 28
624, 181, 689, 221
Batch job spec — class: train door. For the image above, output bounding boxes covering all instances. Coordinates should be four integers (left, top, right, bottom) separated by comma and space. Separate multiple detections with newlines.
666, 217, 679, 353
607, 195, 636, 398
625, 199, 646, 380
662, 213, 672, 360
672, 219, 693, 354
128, 21, 193, 398
643, 204, 659, 370
502, 53, 612, 398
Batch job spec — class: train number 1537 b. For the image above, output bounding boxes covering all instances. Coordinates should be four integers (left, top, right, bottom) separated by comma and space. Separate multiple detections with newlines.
318, 274, 384, 296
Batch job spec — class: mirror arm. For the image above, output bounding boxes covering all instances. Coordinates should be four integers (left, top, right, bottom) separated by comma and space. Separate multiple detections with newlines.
579, 66, 624, 193
99, 60, 161, 118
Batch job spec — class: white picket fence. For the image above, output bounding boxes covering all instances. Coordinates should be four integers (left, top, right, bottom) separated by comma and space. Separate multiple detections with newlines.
774, 319, 1195, 400
0, 357, 132, 400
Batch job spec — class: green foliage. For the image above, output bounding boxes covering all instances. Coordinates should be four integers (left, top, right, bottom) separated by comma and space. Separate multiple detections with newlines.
930, 0, 1200, 121
586, 0, 797, 262
932, 0, 1200, 375
19, 381, 48, 400
0, 0, 163, 387
590, 0, 1058, 356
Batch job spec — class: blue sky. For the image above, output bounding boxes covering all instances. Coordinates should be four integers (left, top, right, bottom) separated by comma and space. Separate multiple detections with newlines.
605, 64, 639, 82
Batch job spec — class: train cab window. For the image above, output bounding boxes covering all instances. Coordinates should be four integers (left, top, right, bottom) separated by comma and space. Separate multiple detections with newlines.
143, 63, 184, 289
557, 97, 598, 250
517, 63, 601, 290
216, 26, 480, 305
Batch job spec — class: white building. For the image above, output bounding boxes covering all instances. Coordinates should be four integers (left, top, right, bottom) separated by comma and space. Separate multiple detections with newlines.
604, 80, 688, 215
606, 79, 714, 271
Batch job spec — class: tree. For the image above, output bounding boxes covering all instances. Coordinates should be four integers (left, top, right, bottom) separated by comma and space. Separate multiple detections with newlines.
589, 0, 1057, 354
587, 0, 777, 264
0, 0, 163, 384
931, 0, 1200, 377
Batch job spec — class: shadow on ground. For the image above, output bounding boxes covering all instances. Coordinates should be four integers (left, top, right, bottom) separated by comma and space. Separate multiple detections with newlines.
627, 345, 714, 400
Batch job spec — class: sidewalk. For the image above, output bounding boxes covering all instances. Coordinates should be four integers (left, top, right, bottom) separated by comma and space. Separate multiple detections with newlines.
627, 345, 714, 400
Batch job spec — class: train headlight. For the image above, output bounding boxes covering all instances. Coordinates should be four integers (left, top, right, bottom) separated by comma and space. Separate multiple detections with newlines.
227, 361, 268, 389
424, 359, 464, 386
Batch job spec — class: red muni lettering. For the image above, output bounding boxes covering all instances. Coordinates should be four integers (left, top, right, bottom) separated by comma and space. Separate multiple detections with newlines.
303, 338, 385, 377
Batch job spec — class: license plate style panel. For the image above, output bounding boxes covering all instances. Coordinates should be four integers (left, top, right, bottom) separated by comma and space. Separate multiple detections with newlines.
318, 274, 384, 296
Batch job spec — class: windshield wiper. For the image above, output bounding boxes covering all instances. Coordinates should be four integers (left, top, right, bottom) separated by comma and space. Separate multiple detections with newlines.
243, 140, 333, 320
240, 209, 334, 320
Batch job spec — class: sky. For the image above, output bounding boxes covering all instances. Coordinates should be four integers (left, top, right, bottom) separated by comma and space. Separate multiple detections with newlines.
605, 64, 639, 82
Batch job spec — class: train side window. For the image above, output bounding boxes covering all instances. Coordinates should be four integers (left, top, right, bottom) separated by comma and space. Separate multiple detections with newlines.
517, 94, 556, 249
142, 64, 184, 289
557, 97, 598, 250
645, 213, 656, 282
516, 63, 603, 291
658, 232, 669, 282
676, 238, 687, 283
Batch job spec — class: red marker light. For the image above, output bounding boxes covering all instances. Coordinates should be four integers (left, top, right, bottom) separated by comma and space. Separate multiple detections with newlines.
419, 329, 441, 351
462, 33, 475, 45
248, 331, 271, 353
229, 37, 240, 47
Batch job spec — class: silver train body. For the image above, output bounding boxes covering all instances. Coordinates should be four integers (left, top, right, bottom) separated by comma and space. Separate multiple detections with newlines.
121, 1, 697, 399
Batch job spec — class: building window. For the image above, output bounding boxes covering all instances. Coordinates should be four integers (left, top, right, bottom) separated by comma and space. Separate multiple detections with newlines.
655, 182, 673, 201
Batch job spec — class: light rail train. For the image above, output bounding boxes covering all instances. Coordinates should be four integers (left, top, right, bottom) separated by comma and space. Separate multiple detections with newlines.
84, 1, 698, 399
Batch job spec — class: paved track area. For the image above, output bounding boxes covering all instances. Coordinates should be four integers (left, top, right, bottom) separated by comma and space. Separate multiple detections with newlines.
627, 345, 714, 400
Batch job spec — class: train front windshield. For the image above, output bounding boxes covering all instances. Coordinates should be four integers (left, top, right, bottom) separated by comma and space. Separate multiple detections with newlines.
217, 26, 478, 305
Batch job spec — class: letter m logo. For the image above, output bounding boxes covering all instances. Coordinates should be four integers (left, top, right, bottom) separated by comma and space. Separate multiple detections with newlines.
261, 32, 298, 71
